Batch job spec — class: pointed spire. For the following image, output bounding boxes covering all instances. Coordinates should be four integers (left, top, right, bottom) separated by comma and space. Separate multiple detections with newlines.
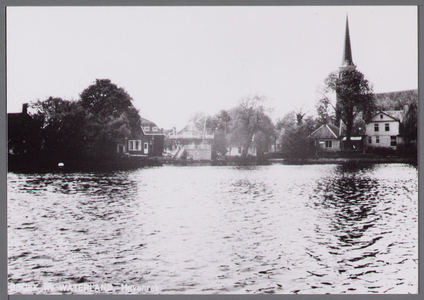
341, 15, 355, 67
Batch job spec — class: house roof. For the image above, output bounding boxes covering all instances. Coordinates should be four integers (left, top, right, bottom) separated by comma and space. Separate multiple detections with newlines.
140, 117, 156, 125
383, 110, 404, 122
372, 110, 404, 122
139, 117, 165, 135
166, 123, 214, 140
309, 124, 340, 139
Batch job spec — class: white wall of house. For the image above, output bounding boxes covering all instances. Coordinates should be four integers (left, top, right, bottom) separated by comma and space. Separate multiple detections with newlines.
366, 135, 401, 148
227, 146, 256, 157
315, 139, 340, 152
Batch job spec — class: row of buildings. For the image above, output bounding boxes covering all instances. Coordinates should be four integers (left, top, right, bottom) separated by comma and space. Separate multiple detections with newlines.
309, 109, 407, 153
308, 16, 415, 154
8, 97, 413, 162
8, 17, 416, 162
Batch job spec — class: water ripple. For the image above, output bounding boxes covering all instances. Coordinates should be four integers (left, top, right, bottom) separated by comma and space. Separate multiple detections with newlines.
8, 164, 417, 294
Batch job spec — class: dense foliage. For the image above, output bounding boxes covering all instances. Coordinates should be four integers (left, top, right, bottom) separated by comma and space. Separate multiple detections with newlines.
15, 75, 415, 167
29, 79, 142, 163
325, 68, 375, 149
276, 113, 317, 158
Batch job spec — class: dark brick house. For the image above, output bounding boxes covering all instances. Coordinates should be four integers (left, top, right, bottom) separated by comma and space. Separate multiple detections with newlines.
117, 117, 165, 157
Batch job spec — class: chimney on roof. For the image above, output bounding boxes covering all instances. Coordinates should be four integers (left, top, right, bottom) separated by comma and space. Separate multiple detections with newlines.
22, 103, 28, 115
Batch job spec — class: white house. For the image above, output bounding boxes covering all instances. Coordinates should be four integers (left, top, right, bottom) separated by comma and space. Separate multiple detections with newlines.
365, 111, 403, 149
227, 144, 257, 157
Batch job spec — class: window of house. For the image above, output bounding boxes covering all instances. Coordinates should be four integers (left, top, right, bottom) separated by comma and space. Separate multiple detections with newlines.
374, 124, 379, 132
325, 141, 332, 148
152, 127, 158, 132
376, 136, 380, 144
238, 147, 242, 154
380, 114, 383, 119
385, 123, 390, 131
144, 126, 150, 132
391, 136, 397, 147
144, 143, 148, 150
368, 137, 372, 144
128, 140, 142, 151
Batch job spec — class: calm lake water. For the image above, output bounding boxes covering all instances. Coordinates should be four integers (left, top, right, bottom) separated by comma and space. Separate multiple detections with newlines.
8, 163, 418, 294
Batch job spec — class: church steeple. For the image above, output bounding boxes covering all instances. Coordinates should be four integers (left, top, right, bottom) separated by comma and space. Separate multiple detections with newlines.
341, 15, 355, 69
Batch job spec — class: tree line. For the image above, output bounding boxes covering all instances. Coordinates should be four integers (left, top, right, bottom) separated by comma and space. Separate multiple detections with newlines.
25, 79, 142, 164
187, 68, 417, 159
19, 68, 417, 166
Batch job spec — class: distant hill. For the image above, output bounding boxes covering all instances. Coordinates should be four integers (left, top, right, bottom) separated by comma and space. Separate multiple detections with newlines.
373, 89, 418, 111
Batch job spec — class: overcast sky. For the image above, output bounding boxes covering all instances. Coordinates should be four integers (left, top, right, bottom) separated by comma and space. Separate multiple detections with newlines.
7, 6, 417, 129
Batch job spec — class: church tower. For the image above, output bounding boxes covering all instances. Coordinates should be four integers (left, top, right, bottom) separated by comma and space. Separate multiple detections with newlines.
340, 15, 356, 72
336, 15, 357, 134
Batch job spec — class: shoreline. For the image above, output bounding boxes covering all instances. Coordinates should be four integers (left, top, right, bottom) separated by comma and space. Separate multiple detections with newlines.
269, 157, 418, 165
7, 156, 417, 173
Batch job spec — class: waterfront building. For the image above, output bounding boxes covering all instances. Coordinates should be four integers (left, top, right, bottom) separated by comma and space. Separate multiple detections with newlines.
117, 117, 165, 157
365, 110, 403, 149
226, 144, 257, 157
166, 124, 214, 161
309, 16, 416, 153
308, 124, 341, 152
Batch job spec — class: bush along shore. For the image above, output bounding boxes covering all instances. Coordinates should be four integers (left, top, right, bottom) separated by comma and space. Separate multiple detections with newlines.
268, 148, 417, 165
272, 157, 417, 165
8, 154, 163, 173
8, 148, 417, 173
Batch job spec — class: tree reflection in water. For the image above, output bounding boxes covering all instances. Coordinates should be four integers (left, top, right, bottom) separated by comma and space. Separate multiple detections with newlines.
317, 164, 380, 246
306, 163, 416, 292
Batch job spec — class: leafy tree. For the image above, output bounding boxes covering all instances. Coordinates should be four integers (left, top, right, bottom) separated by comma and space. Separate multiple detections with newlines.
28, 79, 143, 163
228, 96, 274, 159
374, 89, 418, 111
277, 112, 317, 158
325, 68, 375, 149
207, 110, 231, 133
207, 110, 231, 156
403, 101, 418, 146
30, 97, 86, 161
79, 79, 142, 159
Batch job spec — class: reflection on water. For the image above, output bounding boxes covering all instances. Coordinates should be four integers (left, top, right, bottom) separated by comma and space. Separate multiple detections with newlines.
305, 164, 417, 293
8, 164, 418, 294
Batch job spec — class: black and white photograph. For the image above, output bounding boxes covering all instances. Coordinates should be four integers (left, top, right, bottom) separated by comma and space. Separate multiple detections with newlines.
7, 5, 418, 295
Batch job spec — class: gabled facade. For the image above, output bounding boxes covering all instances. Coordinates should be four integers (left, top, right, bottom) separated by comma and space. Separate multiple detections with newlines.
308, 124, 341, 152
117, 117, 165, 157
365, 111, 403, 149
